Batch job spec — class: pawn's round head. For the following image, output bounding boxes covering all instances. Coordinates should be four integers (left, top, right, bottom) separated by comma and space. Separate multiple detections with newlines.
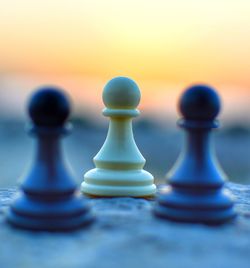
28, 86, 71, 127
179, 84, 221, 120
103, 77, 141, 109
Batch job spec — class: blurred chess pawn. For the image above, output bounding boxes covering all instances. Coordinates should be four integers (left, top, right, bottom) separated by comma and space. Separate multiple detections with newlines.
81, 77, 156, 197
7, 87, 94, 231
154, 84, 236, 224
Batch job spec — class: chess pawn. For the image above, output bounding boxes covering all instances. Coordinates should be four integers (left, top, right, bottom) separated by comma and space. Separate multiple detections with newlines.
81, 77, 156, 197
154, 85, 236, 224
7, 87, 93, 231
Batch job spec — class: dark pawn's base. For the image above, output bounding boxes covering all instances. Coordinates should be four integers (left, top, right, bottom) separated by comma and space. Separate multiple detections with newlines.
7, 193, 94, 231
154, 186, 236, 225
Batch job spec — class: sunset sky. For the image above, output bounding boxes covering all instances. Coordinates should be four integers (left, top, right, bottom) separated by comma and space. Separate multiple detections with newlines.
0, 0, 249, 122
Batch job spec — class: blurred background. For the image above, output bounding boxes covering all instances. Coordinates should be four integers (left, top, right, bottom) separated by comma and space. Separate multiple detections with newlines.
0, 0, 249, 187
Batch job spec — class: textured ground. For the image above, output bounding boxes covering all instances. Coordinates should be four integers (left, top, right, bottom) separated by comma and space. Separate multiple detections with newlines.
0, 183, 250, 268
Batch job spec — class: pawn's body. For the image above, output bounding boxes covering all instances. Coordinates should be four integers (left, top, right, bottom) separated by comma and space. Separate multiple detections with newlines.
7, 87, 93, 231
154, 85, 236, 224
82, 77, 156, 197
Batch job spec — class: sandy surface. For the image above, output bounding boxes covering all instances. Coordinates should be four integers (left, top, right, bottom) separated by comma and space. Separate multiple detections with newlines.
0, 183, 250, 268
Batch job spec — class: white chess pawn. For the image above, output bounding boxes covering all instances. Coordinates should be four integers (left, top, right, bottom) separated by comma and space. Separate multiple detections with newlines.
81, 77, 156, 197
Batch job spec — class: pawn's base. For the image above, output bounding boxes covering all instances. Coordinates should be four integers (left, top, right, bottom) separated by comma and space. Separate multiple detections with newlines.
82, 168, 156, 197
154, 186, 236, 224
7, 193, 94, 231
81, 183, 156, 197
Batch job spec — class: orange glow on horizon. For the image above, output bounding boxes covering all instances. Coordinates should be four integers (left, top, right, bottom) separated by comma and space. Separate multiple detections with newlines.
0, 1, 249, 121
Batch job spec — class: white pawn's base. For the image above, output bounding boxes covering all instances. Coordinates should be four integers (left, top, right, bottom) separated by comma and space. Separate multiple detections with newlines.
81, 168, 156, 197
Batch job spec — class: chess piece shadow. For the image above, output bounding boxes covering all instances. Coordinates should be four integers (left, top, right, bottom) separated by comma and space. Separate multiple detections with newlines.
7, 87, 94, 231
154, 85, 236, 224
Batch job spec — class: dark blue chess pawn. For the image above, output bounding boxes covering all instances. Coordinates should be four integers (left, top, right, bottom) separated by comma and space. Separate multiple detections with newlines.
154, 85, 236, 224
7, 87, 94, 231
